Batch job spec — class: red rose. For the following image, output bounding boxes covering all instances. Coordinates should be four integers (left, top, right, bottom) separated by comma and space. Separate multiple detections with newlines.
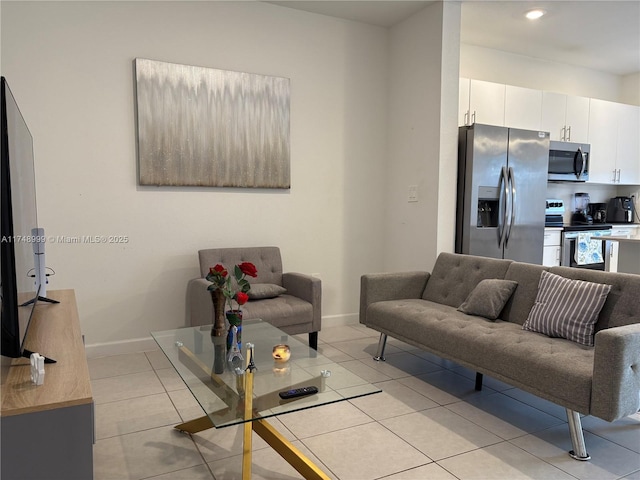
211, 264, 228, 277
235, 292, 249, 305
238, 262, 258, 278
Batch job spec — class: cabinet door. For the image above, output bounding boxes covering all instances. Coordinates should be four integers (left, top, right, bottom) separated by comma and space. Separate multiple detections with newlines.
588, 99, 619, 184
607, 241, 618, 272
541, 91, 568, 141
564, 95, 590, 143
505, 85, 542, 131
469, 80, 505, 126
542, 246, 561, 267
616, 103, 640, 184
459, 78, 470, 126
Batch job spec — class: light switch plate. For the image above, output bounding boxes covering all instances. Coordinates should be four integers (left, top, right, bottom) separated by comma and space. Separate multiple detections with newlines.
408, 185, 418, 203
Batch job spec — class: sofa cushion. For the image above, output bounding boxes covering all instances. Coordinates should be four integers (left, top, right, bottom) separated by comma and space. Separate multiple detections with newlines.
522, 271, 612, 346
422, 253, 513, 308
500, 262, 550, 325
366, 299, 594, 413
458, 279, 518, 320
248, 283, 287, 300
549, 266, 640, 332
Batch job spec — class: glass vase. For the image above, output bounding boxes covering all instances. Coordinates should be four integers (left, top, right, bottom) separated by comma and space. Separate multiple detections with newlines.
226, 310, 243, 351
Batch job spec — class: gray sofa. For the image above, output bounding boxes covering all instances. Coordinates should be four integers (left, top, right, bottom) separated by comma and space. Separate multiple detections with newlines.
187, 246, 322, 349
360, 252, 640, 460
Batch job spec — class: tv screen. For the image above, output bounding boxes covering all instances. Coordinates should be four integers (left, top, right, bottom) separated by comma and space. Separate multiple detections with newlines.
1, 76, 40, 359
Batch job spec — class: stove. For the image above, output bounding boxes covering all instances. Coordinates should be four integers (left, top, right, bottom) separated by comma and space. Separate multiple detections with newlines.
561, 224, 612, 270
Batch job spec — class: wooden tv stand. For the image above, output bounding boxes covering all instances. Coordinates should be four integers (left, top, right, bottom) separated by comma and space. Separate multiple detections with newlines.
1, 289, 94, 479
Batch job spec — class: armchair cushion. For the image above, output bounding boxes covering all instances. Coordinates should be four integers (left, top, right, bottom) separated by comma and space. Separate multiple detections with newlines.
248, 283, 287, 300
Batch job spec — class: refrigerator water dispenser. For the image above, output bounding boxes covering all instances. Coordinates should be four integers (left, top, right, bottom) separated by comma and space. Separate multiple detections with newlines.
477, 186, 499, 228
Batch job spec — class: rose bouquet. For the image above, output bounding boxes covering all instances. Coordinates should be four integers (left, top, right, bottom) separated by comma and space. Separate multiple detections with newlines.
206, 262, 258, 312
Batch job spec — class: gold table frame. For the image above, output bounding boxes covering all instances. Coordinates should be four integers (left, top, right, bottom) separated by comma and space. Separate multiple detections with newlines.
174, 343, 331, 480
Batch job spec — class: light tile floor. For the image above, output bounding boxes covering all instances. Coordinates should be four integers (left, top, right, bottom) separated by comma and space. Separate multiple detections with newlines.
90, 324, 640, 480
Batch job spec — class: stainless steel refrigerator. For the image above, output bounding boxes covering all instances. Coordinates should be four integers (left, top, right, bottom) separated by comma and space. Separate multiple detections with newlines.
455, 124, 550, 264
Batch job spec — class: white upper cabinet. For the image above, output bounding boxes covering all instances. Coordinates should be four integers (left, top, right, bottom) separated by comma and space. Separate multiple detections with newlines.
588, 99, 619, 183
458, 78, 639, 186
459, 79, 505, 127
505, 85, 542, 131
565, 96, 590, 143
588, 99, 640, 185
616, 103, 640, 184
459, 78, 470, 126
541, 92, 589, 142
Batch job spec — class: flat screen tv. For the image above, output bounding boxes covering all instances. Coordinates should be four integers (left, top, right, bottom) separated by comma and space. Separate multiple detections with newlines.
0, 76, 42, 360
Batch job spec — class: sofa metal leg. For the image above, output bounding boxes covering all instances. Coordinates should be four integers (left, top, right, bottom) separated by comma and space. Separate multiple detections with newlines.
475, 372, 483, 391
566, 409, 591, 461
374, 333, 387, 361
308, 332, 318, 351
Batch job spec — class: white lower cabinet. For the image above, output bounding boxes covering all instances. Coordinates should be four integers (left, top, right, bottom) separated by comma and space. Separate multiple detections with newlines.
607, 225, 639, 273
543, 229, 562, 267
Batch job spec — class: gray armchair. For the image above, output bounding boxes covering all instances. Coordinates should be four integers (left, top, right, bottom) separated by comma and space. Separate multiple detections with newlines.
187, 246, 322, 349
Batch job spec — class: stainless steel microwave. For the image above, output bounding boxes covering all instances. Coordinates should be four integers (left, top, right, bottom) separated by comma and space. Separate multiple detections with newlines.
548, 140, 590, 182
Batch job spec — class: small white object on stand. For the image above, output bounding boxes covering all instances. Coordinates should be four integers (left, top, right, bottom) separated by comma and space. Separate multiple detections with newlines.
30, 352, 45, 385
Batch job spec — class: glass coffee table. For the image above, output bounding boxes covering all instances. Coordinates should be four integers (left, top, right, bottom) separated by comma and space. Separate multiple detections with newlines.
151, 319, 381, 480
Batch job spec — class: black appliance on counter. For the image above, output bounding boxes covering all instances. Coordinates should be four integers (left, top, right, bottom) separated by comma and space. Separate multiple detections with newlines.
571, 192, 592, 225
588, 203, 608, 223
607, 196, 635, 223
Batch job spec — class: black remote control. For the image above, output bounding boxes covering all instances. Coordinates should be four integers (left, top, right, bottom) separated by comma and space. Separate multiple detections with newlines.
279, 386, 318, 399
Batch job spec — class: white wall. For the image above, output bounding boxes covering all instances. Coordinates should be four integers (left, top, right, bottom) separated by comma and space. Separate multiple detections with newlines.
384, 1, 459, 272
436, 2, 462, 257
621, 73, 640, 106
460, 44, 634, 105
1, 1, 390, 353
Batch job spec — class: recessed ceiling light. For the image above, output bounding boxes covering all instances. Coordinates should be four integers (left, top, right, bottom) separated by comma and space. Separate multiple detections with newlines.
525, 9, 546, 20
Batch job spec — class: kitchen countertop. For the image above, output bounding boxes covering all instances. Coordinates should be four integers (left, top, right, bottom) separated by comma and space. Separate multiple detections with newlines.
600, 234, 640, 244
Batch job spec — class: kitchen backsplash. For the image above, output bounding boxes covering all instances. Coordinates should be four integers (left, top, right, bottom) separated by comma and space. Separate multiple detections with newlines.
546, 182, 639, 224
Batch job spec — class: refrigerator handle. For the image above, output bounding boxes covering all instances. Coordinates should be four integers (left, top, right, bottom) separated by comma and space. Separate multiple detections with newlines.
498, 166, 508, 248
505, 167, 516, 247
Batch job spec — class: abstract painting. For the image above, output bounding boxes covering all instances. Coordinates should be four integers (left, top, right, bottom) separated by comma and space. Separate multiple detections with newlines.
134, 58, 290, 188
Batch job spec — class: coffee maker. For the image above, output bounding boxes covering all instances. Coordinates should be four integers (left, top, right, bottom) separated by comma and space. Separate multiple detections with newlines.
607, 196, 635, 223
588, 202, 607, 223
571, 193, 593, 225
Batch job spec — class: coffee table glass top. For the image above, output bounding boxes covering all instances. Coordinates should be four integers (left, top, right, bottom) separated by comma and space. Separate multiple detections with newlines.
151, 319, 381, 428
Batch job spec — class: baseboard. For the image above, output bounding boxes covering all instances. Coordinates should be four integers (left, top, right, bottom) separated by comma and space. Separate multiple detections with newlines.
321, 313, 359, 327
85, 336, 158, 359
85, 313, 360, 358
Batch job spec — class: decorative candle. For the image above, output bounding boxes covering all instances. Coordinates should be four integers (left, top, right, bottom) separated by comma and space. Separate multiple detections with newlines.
272, 344, 291, 362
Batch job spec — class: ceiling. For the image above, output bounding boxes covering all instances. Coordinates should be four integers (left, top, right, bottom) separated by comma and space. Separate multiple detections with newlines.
267, 1, 640, 76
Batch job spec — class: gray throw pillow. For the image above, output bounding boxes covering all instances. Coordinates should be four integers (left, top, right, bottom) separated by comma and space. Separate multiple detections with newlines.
248, 283, 287, 300
457, 279, 518, 320
522, 271, 612, 346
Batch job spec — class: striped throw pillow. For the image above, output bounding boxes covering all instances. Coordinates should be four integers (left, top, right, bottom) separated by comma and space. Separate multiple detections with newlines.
522, 271, 612, 346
